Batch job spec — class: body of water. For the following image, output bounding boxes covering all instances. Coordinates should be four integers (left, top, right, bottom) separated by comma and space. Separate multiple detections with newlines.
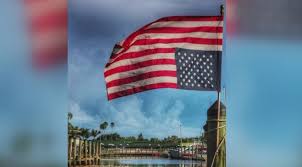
100, 157, 205, 167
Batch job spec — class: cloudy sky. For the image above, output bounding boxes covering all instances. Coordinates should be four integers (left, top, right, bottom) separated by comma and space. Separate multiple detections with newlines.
0, 0, 301, 166
69, 1, 302, 166
68, 0, 224, 138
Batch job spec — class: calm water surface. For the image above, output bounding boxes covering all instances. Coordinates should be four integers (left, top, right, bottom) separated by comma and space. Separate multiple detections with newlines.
100, 157, 205, 167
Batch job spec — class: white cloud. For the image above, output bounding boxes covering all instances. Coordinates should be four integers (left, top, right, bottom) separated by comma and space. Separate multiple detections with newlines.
101, 96, 201, 138
69, 91, 201, 138
69, 100, 95, 124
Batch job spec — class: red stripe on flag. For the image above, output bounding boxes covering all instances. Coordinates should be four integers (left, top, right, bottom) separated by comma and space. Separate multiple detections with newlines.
106, 71, 177, 88
156, 16, 223, 22
104, 59, 176, 77
122, 16, 223, 47
107, 83, 178, 100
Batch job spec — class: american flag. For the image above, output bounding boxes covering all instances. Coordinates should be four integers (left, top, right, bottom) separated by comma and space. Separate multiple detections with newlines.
104, 16, 223, 100
24, 0, 67, 68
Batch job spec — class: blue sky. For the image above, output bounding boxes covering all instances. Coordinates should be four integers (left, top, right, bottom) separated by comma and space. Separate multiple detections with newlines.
69, 0, 225, 138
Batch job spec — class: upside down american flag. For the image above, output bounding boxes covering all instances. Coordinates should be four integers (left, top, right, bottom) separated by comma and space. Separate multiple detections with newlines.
104, 16, 223, 100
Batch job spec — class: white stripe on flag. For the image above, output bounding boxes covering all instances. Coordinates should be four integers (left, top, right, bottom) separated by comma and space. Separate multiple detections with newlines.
107, 76, 177, 94
105, 53, 175, 72
129, 32, 223, 46
105, 65, 177, 82
109, 43, 222, 63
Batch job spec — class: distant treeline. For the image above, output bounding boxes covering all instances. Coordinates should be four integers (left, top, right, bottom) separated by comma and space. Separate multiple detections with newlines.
68, 112, 204, 148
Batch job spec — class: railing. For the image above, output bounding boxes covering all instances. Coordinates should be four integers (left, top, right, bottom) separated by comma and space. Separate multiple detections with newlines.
68, 137, 205, 166
101, 148, 167, 157
67, 137, 169, 166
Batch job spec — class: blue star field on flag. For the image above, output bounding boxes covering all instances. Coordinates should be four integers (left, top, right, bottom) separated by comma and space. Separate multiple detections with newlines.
175, 48, 221, 91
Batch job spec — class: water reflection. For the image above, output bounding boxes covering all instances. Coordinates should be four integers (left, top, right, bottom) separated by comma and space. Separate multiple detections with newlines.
100, 157, 205, 167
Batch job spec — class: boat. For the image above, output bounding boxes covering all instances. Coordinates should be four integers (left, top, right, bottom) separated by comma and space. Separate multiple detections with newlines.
168, 148, 182, 159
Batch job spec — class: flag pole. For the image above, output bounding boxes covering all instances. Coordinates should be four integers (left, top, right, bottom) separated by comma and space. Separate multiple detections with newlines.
216, 91, 221, 147
217, 3, 224, 149
214, 4, 224, 166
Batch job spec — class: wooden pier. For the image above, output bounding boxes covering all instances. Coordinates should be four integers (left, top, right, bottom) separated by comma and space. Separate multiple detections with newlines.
68, 136, 169, 166
68, 135, 205, 167
68, 137, 102, 166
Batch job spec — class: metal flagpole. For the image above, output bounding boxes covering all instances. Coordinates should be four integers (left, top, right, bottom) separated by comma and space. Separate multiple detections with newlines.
216, 91, 221, 147
180, 123, 183, 145
205, 5, 225, 167
217, 3, 224, 150
214, 5, 224, 166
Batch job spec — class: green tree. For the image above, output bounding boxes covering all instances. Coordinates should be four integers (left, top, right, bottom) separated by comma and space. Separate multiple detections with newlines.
100, 121, 109, 140
110, 122, 115, 132
68, 112, 73, 122
112, 133, 120, 141
80, 128, 90, 139
67, 112, 73, 132
138, 133, 144, 141
110, 122, 115, 140
91, 129, 100, 139
100, 121, 108, 132
150, 138, 159, 143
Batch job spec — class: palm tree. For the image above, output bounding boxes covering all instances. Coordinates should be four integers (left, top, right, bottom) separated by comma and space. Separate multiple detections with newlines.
100, 122, 108, 140
110, 122, 115, 141
68, 112, 73, 122
100, 122, 108, 132
138, 133, 144, 141
110, 122, 115, 131
67, 112, 73, 133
